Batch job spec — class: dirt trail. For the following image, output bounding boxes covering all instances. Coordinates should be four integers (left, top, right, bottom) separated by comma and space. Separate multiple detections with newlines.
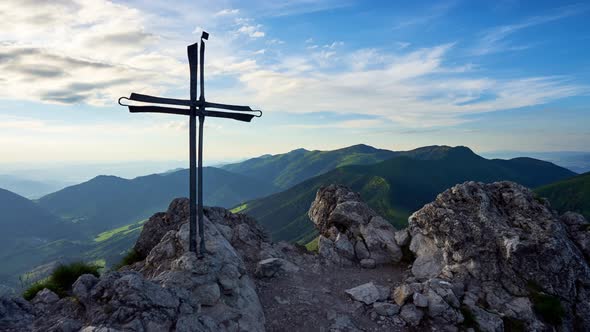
255, 263, 411, 332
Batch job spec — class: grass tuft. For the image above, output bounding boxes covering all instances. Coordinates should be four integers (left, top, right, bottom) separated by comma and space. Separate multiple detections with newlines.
23, 261, 100, 300
304, 236, 320, 253
112, 248, 144, 270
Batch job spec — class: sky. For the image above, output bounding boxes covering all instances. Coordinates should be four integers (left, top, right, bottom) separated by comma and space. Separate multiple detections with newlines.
0, 0, 589, 167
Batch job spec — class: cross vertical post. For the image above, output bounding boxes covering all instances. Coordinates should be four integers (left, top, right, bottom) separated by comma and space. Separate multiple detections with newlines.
187, 43, 198, 253
119, 31, 261, 257
197, 32, 208, 257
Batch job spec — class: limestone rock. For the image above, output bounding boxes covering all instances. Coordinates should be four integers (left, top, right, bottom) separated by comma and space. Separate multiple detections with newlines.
408, 181, 590, 330
359, 258, 376, 269
344, 282, 381, 305
2, 200, 267, 332
31, 288, 59, 307
412, 292, 428, 307
255, 257, 299, 278
0, 295, 34, 330
561, 212, 590, 259
393, 284, 414, 306
394, 229, 410, 247
134, 198, 189, 258
309, 185, 402, 266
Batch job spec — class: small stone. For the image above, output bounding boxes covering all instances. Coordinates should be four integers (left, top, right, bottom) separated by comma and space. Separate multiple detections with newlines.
345, 282, 381, 305
335, 233, 355, 259
255, 257, 299, 278
370, 311, 378, 320
360, 258, 376, 269
31, 288, 59, 306
400, 304, 423, 326
393, 284, 413, 306
395, 229, 410, 246
193, 283, 221, 306
72, 274, 98, 302
373, 302, 400, 316
329, 315, 362, 332
413, 293, 428, 307
376, 285, 391, 301
354, 240, 371, 260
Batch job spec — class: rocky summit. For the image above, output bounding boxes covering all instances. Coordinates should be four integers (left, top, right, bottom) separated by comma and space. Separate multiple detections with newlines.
402, 181, 590, 331
1, 181, 589, 331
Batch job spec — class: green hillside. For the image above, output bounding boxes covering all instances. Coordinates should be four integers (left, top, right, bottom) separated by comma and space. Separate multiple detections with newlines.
535, 172, 590, 219
0, 188, 74, 252
221, 144, 398, 189
241, 146, 576, 243
38, 167, 278, 235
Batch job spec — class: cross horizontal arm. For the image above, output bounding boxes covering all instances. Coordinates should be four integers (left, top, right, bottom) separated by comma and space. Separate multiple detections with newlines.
203, 110, 256, 122
129, 93, 192, 107
128, 105, 190, 116
205, 101, 257, 113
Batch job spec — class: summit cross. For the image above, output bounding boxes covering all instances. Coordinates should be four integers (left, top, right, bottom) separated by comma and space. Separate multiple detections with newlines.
118, 31, 262, 257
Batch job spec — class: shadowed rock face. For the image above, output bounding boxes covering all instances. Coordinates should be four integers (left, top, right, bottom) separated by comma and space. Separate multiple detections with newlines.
308, 184, 403, 266
404, 181, 590, 331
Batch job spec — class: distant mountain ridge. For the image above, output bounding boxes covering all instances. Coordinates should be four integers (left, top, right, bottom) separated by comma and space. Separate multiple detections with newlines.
221, 144, 398, 189
239, 145, 576, 244
37, 167, 279, 235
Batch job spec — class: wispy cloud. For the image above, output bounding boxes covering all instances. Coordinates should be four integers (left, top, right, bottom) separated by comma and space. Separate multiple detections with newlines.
392, 1, 456, 30
471, 4, 588, 55
215, 8, 239, 16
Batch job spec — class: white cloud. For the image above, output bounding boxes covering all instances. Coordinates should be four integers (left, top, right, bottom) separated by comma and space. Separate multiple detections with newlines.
236, 23, 265, 38
215, 8, 239, 16
0, 0, 586, 131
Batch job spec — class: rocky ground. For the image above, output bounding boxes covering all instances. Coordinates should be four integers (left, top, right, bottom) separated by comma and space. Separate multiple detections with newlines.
1, 181, 589, 331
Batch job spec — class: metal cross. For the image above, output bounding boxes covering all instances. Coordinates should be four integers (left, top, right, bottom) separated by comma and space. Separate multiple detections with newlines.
118, 32, 261, 257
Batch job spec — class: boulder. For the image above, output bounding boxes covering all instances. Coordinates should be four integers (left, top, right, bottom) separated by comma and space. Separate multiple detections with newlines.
134, 198, 189, 258
309, 185, 402, 266
408, 181, 590, 330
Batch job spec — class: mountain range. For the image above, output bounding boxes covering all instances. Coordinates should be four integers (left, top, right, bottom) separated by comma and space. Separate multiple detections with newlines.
221, 144, 398, 189
238, 146, 576, 243
37, 167, 278, 235
0, 144, 584, 292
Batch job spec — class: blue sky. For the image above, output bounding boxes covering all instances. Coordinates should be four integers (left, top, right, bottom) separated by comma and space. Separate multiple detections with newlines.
0, 0, 588, 165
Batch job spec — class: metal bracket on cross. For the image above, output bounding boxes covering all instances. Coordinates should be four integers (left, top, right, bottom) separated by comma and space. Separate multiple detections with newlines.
118, 31, 262, 257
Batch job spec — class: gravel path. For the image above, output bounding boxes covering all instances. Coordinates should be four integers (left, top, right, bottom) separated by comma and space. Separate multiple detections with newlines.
255, 262, 411, 332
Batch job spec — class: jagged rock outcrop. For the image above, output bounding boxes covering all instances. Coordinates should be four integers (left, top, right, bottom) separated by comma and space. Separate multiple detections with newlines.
308, 184, 403, 266
1, 199, 271, 332
403, 181, 590, 331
